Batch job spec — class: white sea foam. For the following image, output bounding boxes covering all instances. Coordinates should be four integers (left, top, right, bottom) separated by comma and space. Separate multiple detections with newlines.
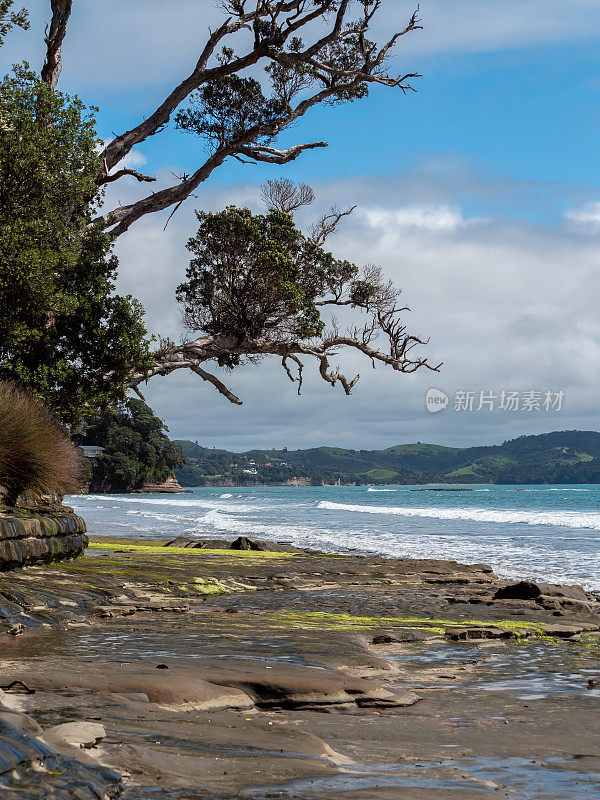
67, 487, 600, 590
220, 493, 233, 498
107, 495, 267, 515
549, 487, 592, 491
317, 501, 600, 531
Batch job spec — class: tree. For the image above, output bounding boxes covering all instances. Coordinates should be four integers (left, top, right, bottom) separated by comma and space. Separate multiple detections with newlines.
81, 400, 186, 492
4, 1, 439, 414
168, 200, 436, 402
0, 66, 152, 423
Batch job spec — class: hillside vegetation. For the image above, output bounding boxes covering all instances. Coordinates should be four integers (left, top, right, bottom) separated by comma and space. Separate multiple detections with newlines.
174, 430, 600, 487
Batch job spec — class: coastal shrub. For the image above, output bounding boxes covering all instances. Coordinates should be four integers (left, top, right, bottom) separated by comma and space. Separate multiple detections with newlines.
0, 381, 81, 505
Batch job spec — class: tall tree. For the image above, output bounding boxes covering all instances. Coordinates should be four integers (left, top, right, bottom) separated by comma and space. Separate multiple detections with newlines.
4, 1, 439, 414
0, 66, 151, 423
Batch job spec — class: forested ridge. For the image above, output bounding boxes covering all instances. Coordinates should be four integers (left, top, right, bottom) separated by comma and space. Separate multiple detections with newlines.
174, 431, 600, 486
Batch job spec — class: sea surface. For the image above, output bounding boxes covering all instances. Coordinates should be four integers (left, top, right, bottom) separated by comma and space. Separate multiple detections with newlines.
67, 484, 600, 590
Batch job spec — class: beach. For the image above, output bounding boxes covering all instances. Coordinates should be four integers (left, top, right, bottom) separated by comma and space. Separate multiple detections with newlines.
0, 522, 599, 798
72, 484, 600, 589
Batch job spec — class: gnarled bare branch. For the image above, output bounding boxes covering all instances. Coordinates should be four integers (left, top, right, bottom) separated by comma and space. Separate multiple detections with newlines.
191, 365, 243, 405
310, 204, 356, 245
238, 141, 327, 165
127, 328, 440, 401
98, 168, 156, 186
97, 137, 327, 237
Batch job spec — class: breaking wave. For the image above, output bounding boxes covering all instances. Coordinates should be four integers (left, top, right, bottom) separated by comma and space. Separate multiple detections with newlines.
317, 501, 600, 531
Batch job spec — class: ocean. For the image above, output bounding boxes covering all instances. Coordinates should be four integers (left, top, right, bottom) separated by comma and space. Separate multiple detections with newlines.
67, 484, 600, 591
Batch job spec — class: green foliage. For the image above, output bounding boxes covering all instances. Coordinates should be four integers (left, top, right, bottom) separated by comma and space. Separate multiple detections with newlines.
0, 66, 151, 422
174, 431, 600, 487
0, 0, 28, 48
82, 399, 186, 492
177, 206, 357, 358
0, 380, 81, 506
175, 76, 288, 150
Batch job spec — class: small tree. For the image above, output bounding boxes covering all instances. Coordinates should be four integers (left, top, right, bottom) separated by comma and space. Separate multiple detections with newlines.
158, 192, 437, 403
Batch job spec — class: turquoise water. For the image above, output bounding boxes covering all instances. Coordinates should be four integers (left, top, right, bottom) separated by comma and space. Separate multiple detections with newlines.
67, 484, 600, 590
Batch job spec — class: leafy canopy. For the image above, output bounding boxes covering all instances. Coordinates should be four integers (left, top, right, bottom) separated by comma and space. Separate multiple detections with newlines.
0, 66, 151, 423
177, 206, 359, 350
175, 75, 289, 150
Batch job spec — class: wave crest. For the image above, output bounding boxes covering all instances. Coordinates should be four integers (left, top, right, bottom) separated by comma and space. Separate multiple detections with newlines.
317, 501, 600, 531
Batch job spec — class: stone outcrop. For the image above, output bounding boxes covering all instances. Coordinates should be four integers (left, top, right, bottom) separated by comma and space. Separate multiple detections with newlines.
0, 507, 87, 569
164, 535, 301, 552
136, 475, 189, 493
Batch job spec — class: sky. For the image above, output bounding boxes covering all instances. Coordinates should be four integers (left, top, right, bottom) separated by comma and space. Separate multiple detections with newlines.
3, 1, 600, 450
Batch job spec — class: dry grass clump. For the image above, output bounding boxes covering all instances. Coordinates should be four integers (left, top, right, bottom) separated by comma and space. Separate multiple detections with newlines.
0, 381, 81, 506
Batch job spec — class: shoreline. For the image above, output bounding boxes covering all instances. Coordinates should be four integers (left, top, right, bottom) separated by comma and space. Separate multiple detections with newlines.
76, 481, 600, 492
0, 536, 599, 797
68, 486, 600, 593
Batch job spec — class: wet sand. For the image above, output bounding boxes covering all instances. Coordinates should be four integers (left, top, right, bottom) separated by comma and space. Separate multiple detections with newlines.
0, 536, 599, 798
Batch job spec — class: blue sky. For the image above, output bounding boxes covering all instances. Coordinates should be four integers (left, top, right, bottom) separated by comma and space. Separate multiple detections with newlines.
76, 37, 600, 219
4, 1, 600, 449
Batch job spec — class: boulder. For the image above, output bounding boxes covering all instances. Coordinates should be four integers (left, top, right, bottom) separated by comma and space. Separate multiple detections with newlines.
164, 536, 196, 548
192, 539, 232, 549
229, 536, 296, 552
493, 581, 591, 603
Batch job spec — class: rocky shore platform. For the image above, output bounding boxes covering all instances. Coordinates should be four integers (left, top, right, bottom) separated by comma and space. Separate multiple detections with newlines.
0, 506, 88, 569
0, 536, 599, 798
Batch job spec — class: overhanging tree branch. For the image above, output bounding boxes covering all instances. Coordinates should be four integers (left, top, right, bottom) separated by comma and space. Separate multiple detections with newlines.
97, 73, 385, 237
99, 0, 339, 173
125, 331, 440, 404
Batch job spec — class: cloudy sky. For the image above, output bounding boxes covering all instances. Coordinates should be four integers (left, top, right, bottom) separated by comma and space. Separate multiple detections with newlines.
4, 1, 600, 449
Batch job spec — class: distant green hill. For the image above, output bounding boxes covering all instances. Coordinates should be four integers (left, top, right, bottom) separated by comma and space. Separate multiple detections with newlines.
174, 430, 600, 487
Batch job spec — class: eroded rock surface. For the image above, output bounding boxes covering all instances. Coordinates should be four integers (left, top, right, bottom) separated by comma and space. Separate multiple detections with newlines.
0, 536, 598, 798
0, 507, 87, 570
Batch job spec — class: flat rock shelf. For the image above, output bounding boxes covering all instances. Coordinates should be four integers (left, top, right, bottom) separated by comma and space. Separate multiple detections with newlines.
0, 536, 599, 799
0, 507, 88, 570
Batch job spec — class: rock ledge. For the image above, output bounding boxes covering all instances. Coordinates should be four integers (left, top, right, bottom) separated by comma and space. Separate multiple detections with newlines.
0, 507, 87, 569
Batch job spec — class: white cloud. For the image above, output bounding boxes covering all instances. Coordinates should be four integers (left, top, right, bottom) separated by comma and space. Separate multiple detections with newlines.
564, 201, 600, 228
360, 204, 485, 233
4, 1, 600, 91
105, 166, 600, 449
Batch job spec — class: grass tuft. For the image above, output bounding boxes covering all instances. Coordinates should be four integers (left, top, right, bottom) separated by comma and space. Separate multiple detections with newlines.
0, 381, 81, 506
